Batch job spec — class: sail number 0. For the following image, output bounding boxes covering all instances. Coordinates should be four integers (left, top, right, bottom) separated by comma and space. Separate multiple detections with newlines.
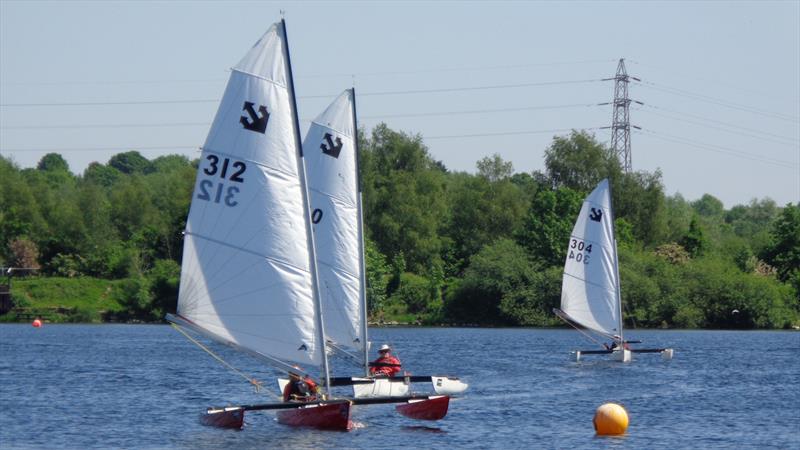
197, 154, 247, 207
568, 239, 592, 264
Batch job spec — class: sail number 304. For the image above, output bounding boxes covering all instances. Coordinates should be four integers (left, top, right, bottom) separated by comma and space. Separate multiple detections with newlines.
197, 154, 247, 207
568, 239, 592, 264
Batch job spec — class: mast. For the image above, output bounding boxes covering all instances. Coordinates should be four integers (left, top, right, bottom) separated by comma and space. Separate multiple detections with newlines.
351, 87, 370, 376
607, 180, 624, 345
281, 19, 332, 395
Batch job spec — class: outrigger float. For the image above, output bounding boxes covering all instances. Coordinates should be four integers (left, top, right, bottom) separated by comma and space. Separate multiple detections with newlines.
166, 19, 451, 432
201, 395, 450, 431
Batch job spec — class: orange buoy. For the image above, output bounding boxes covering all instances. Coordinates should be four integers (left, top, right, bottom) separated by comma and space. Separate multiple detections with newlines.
32, 319, 42, 328
593, 403, 629, 435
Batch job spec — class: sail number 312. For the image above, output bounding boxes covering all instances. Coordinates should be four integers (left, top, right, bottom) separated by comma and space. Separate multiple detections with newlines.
568, 239, 592, 264
197, 154, 247, 207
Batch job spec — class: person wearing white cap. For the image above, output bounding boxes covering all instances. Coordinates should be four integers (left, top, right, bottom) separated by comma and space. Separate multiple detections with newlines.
368, 344, 402, 377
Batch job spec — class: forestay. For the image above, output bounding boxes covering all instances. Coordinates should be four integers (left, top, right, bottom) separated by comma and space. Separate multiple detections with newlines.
559, 179, 622, 338
175, 22, 323, 368
302, 90, 365, 359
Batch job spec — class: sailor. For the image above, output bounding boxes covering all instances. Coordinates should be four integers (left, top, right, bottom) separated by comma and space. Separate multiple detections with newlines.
369, 344, 402, 377
283, 368, 319, 402
604, 335, 630, 351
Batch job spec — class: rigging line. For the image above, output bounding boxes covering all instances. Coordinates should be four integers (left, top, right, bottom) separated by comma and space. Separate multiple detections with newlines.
0, 79, 606, 107
639, 104, 800, 143
634, 80, 800, 123
555, 314, 605, 347
635, 107, 800, 148
170, 323, 268, 395
635, 129, 800, 168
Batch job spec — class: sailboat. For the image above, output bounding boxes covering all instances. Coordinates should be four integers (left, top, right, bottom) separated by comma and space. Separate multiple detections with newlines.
166, 21, 451, 430
299, 88, 467, 398
165, 19, 352, 430
553, 179, 674, 362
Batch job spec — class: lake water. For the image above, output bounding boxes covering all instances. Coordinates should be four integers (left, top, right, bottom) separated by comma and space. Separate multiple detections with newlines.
1, 325, 798, 449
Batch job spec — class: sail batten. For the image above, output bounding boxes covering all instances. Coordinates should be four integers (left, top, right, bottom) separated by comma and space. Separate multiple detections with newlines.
559, 179, 622, 338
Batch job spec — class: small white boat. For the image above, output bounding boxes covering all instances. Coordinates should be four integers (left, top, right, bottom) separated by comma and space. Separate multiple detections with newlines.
554, 179, 674, 362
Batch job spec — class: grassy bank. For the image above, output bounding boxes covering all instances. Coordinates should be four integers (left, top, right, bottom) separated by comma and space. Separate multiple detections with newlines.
3, 277, 126, 323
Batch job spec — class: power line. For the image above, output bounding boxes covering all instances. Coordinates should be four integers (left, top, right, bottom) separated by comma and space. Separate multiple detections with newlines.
0, 59, 616, 87
0, 103, 602, 130
0, 145, 199, 153
0, 79, 606, 107
636, 129, 799, 169
628, 60, 800, 103
634, 80, 800, 123
638, 104, 799, 144
0, 127, 604, 152
425, 127, 603, 140
636, 106, 800, 149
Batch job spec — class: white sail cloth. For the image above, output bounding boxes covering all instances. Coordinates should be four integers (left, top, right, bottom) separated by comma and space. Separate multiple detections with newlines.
176, 22, 323, 367
559, 179, 621, 338
302, 90, 364, 356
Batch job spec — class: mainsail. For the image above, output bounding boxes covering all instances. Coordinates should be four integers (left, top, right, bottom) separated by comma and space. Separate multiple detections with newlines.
302, 89, 367, 363
558, 179, 622, 339
172, 22, 326, 370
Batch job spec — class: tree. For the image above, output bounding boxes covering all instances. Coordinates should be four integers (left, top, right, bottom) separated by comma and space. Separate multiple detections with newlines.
444, 238, 537, 325
360, 124, 447, 272
518, 187, 583, 266
692, 194, 724, 218
544, 130, 622, 192
762, 203, 800, 283
476, 153, 514, 182
8, 237, 40, 269
108, 151, 152, 175
36, 153, 70, 172
681, 217, 707, 257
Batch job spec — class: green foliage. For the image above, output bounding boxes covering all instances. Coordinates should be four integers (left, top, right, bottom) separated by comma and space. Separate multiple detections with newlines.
0, 128, 795, 328
544, 130, 622, 192
364, 237, 390, 315
682, 217, 707, 257
444, 238, 538, 325
108, 151, 152, 175
361, 124, 447, 273
37, 153, 70, 172
762, 203, 800, 283
518, 187, 583, 266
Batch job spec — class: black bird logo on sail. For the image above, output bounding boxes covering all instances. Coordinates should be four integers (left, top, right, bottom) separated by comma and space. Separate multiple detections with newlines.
240, 101, 270, 134
321, 133, 343, 159
589, 208, 603, 223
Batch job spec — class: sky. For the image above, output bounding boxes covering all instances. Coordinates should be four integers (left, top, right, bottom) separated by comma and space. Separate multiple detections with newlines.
1, 0, 798, 208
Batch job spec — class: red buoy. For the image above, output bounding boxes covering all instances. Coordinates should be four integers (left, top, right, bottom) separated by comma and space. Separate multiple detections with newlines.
32, 319, 42, 328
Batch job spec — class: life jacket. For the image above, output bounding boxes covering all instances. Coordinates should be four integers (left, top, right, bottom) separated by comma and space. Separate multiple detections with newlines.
369, 355, 401, 376
283, 377, 318, 402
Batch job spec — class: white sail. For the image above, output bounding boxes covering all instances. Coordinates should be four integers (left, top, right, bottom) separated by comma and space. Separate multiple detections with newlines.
559, 179, 622, 338
302, 89, 365, 359
175, 22, 323, 368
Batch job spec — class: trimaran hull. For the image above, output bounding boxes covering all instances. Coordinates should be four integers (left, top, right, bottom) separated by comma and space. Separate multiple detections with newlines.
199, 395, 450, 430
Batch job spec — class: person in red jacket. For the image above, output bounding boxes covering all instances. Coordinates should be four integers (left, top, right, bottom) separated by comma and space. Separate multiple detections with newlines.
369, 344, 402, 377
283, 369, 319, 402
